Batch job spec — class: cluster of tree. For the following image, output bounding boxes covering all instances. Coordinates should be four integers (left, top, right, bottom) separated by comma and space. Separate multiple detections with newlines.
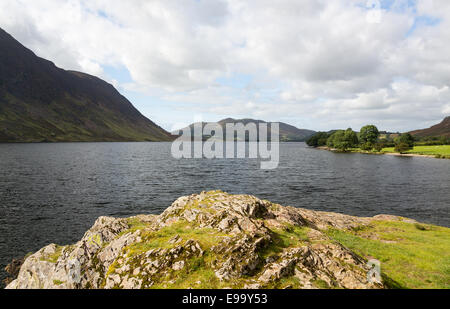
394, 133, 415, 154
306, 125, 416, 153
414, 135, 450, 146
304, 132, 330, 147
358, 125, 381, 151
326, 129, 359, 152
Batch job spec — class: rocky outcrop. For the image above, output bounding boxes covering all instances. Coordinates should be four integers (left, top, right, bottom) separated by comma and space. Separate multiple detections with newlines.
3, 258, 24, 286
6, 191, 415, 289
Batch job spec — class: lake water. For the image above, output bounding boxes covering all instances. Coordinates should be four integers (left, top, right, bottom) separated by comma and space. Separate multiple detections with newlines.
1, 142, 449, 285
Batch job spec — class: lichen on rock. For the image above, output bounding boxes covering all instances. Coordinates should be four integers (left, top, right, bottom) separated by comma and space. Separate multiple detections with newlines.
6, 191, 391, 289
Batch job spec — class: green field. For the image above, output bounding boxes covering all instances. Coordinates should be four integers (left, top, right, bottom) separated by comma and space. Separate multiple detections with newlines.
326, 220, 450, 289
382, 145, 450, 158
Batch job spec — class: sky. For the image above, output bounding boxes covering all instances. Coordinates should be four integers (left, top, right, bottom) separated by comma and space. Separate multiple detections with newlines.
1, 0, 449, 132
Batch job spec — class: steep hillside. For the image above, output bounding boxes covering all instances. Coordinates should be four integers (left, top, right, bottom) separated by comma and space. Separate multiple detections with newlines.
0, 28, 172, 142
410, 117, 450, 138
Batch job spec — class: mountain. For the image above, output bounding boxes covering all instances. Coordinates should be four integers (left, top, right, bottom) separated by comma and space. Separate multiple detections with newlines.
409, 117, 450, 138
172, 118, 316, 142
0, 28, 172, 142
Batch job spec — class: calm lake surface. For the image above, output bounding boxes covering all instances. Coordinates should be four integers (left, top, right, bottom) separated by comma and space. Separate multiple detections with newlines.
1, 142, 449, 284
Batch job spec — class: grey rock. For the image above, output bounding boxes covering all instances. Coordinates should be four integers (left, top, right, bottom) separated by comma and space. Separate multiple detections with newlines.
6, 191, 387, 290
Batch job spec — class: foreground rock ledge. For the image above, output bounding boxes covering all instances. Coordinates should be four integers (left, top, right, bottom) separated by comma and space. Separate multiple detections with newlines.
6, 191, 415, 289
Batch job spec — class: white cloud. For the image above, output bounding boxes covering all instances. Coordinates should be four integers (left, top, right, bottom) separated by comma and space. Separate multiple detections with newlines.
0, 0, 449, 131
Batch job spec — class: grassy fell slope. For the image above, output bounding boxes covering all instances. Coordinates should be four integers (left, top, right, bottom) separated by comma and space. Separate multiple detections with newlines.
410, 117, 450, 138
0, 28, 172, 142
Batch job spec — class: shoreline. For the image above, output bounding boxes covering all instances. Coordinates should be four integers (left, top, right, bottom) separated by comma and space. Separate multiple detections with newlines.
314, 146, 449, 159
383, 152, 437, 158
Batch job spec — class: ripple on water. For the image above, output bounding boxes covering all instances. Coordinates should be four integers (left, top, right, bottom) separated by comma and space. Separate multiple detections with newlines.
0, 142, 449, 286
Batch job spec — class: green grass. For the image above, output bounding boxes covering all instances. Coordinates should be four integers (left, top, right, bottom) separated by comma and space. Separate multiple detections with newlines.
116, 219, 244, 289
107, 217, 319, 289
125, 220, 230, 256
157, 224, 313, 289
53, 280, 65, 286
260, 225, 311, 260
105, 219, 231, 286
39, 246, 63, 264
326, 221, 450, 289
150, 252, 235, 289
382, 145, 450, 157
347, 145, 450, 158
103, 203, 450, 289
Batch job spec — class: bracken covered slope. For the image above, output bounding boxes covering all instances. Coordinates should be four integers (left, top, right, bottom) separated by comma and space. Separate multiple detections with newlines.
0, 28, 172, 142
410, 117, 450, 138
8, 191, 444, 290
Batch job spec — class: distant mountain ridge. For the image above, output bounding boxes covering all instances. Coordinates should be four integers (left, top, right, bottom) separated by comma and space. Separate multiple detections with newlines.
0, 28, 172, 142
409, 117, 450, 138
173, 118, 316, 142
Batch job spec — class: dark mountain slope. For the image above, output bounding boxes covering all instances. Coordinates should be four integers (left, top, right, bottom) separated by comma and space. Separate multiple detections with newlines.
409, 117, 450, 138
0, 28, 172, 142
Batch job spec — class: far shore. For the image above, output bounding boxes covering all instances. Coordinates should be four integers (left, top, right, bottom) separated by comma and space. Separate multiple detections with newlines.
314, 146, 449, 160
383, 152, 437, 158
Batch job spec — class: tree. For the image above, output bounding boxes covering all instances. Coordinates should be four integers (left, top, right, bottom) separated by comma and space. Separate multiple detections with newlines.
395, 143, 411, 154
306, 132, 329, 147
359, 125, 380, 150
373, 143, 384, 152
360, 142, 374, 151
394, 133, 414, 154
344, 128, 359, 147
326, 133, 337, 148
327, 129, 358, 152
